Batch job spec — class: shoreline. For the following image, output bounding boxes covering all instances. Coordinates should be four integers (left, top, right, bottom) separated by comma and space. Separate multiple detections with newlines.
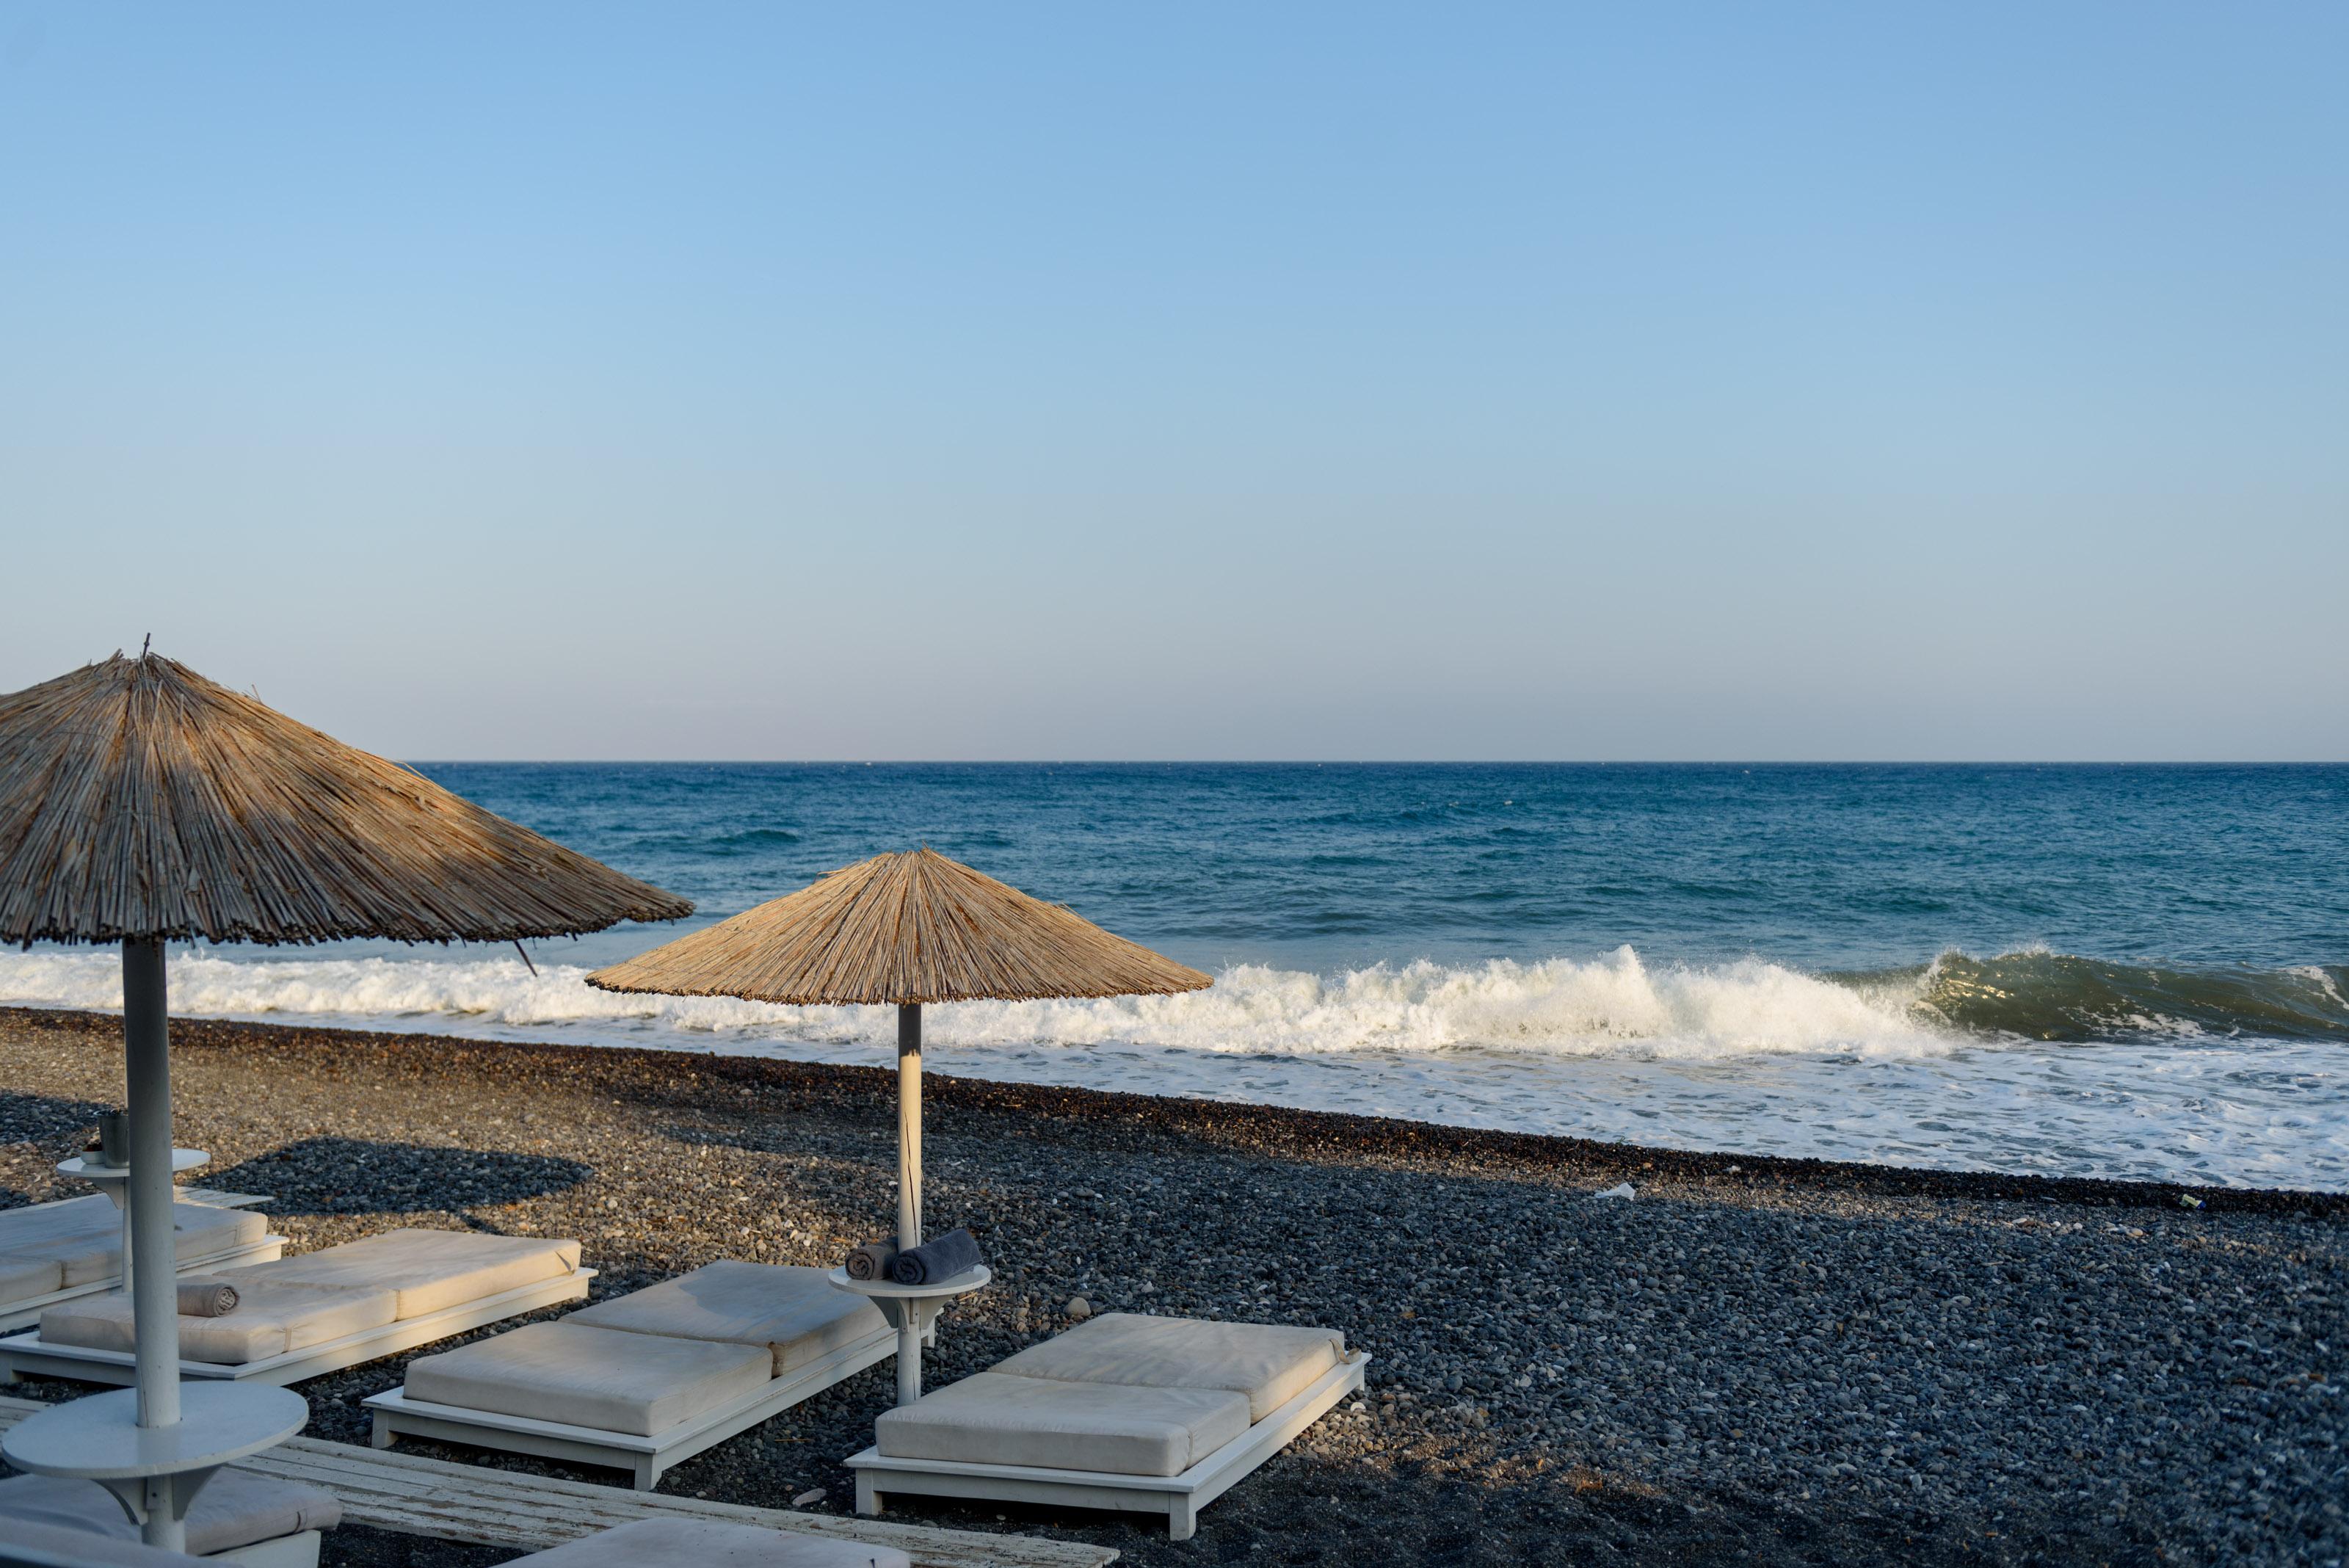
4, 1004, 2342, 1566
9, 937, 2342, 1192
5, 1006, 2341, 1216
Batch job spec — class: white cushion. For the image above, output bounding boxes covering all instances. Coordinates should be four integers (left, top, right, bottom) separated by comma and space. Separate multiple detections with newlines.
512, 1517, 912, 1568
992, 1312, 1346, 1421
0, 1196, 120, 1246
0, 1254, 64, 1305
874, 1372, 1251, 1477
0, 1200, 126, 1288
404, 1320, 772, 1437
0, 1470, 341, 1556
0, 1203, 267, 1287
39, 1282, 398, 1364
570, 1262, 887, 1375
172, 1205, 269, 1255
0, 1516, 211, 1566
234, 1228, 580, 1318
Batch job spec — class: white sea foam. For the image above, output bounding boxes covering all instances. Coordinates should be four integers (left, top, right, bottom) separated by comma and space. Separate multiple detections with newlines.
0, 946, 1950, 1061
4, 947, 2339, 1189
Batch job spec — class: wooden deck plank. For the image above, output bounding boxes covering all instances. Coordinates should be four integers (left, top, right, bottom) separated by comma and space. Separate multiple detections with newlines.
16, 1186, 269, 1211
175, 1187, 273, 1209
0, 1396, 1112, 1568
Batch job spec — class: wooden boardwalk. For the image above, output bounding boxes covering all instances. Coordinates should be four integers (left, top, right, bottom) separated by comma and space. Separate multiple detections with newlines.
0, 1396, 1114, 1568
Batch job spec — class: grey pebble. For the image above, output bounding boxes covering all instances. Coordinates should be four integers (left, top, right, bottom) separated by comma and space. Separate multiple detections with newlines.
1, 1011, 2342, 1568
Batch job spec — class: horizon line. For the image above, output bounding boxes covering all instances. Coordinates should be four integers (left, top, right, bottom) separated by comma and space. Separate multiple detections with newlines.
399, 758, 2349, 768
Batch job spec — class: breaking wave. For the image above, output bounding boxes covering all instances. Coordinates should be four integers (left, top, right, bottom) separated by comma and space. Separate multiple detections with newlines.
1882, 951, 2349, 1043
2, 945, 2340, 1059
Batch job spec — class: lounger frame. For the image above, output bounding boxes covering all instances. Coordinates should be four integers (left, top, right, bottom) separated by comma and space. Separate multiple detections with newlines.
0, 1234, 288, 1335
362, 1322, 906, 1490
0, 1268, 594, 1388
212, 1527, 323, 1568
847, 1350, 1368, 1541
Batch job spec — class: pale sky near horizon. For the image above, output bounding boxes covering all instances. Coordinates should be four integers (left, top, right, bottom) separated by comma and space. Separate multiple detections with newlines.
1, 4, 2342, 761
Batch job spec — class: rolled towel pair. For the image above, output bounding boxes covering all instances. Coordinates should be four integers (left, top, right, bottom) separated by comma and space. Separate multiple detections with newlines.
844, 1236, 899, 1282
175, 1277, 239, 1318
889, 1227, 981, 1286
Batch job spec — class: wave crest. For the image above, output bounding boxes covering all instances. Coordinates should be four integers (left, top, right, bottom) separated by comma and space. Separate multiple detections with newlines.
0, 945, 1945, 1060
1, 945, 2339, 1059
1900, 951, 2349, 1042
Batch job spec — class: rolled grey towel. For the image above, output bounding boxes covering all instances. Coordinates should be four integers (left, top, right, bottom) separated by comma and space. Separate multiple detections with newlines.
845, 1236, 898, 1282
175, 1277, 239, 1317
889, 1227, 981, 1286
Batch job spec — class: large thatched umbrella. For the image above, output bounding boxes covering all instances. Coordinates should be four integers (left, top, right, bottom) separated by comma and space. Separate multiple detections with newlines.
0, 651, 689, 1547
587, 847, 1210, 1263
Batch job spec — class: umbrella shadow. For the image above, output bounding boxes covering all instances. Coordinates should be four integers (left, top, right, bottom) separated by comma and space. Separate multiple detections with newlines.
206, 1137, 592, 1218
0, 1090, 113, 1150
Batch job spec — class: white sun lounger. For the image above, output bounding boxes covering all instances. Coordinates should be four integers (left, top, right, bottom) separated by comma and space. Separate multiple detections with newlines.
0, 1513, 912, 1568
0, 1227, 590, 1387
0, 1469, 341, 1568
847, 1312, 1367, 1540
0, 1197, 284, 1334
497, 1517, 912, 1567
363, 1261, 896, 1490
0, 1517, 213, 1568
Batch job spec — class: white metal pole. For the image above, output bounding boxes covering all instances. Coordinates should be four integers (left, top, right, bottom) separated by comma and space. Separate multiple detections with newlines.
896, 1003, 922, 1249
121, 938, 184, 1436
895, 1002, 923, 1406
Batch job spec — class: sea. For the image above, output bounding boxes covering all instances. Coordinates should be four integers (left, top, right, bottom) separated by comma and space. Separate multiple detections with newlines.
3, 763, 2344, 1192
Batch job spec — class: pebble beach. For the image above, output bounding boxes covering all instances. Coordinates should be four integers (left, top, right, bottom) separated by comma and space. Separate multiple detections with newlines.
3, 1005, 2342, 1567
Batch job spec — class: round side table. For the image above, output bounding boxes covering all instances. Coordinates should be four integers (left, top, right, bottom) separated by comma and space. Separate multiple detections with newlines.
58, 1150, 209, 1291
1, 1383, 306, 1553
827, 1265, 991, 1407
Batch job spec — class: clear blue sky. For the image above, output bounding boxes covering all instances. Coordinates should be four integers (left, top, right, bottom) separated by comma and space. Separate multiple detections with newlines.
2, 4, 2342, 760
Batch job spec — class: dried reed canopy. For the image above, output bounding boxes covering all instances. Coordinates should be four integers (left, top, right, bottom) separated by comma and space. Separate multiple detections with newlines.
0, 653, 691, 947
587, 846, 1211, 1005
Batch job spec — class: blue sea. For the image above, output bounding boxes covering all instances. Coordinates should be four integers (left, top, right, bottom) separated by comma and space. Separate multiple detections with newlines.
4, 764, 2345, 1190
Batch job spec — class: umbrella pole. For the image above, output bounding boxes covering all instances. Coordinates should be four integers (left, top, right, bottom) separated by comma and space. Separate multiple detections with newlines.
895, 1003, 924, 1407
896, 1003, 921, 1252
122, 937, 184, 1437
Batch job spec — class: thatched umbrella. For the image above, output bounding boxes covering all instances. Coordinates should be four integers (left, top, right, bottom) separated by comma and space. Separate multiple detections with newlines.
0, 651, 689, 1547
587, 847, 1210, 1264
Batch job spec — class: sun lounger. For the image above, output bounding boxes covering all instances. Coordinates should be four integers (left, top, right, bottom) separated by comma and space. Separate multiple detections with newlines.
0, 1227, 589, 1387
0, 1492, 907, 1558
0, 1515, 213, 1568
505, 1518, 911, 1567
363, 1261, 895, 1490
0, 1197, 284, 1334
0, 1470, 340, 1567
847, 1312, 1367, 1540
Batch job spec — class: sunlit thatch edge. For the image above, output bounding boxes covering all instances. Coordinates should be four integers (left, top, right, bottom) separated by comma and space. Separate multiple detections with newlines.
587, 846, 1210, 1006
0, 653, 693, 948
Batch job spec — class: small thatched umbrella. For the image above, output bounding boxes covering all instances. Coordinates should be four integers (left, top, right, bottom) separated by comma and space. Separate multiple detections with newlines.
587, 846, 1210, 1266
0, 651, 689, 1548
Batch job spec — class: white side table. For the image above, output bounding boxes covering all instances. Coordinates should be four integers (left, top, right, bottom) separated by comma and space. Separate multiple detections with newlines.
828, 1266, 990, 1407
58, 1150, 209, 1291
1, 1383, 306, 1553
